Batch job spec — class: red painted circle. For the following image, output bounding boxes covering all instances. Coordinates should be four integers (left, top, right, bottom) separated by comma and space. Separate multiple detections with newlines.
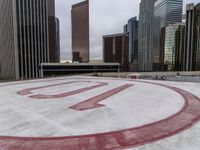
0, 79, 200, 150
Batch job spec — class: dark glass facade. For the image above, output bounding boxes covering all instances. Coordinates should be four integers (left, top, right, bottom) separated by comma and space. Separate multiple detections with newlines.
40, 63, 120, 77
183, 3, 195, 71
124, 17, 139, 71
184, 3, 200, 71
103, 33, 129, 71
194, 3, 200, 70
175, 24, 185, 71
160, 23, 185, 71
127, 17, 139, 64
48, 0, 59, 63
71, 0, 89, 63
55, 17, 60, 62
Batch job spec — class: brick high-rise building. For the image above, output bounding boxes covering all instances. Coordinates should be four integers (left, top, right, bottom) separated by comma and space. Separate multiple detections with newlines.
48, 0, 59, 63
103, 33, 129, 71
71, 0, 89, 63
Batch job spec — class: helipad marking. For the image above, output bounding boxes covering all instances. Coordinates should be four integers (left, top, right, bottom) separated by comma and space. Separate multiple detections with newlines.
17, 81, 91, 95
18, 81, 108, 99
1, 78, 200, 150
69, 84, 133, 111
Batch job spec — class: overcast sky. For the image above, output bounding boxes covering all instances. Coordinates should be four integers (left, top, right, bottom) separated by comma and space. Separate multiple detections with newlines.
56, 0, 199, 61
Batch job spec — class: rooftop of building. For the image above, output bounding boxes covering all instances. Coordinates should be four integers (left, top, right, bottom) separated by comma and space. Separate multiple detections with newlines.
155, 0, 183, 7
41, 62, 120, 66
103, 32, 129, 38
72, 0, 88, 9
0, 76, 200, 149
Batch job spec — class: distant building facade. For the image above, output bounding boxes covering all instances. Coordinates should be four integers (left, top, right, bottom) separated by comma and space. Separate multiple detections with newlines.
184, 3, 195, 71
103, 33, 129, 71
152, 0, 183, 71
71, 0, 89, 63
138, 0, 157, 71
124, 24, 128, 33
194, 3, 200, 71
55, 18, 60, 63
160, 23, 185, 71
40, 63, 120, 77
48, 0, 59, 63
175, 24, 185, 71
0, 0, 50, 79
125, 17, 139, 71
184, 3, 200, 71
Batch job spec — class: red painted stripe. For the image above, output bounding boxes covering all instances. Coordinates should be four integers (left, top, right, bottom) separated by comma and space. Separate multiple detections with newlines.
1, 79, 200, 150
17, 81, 91, 96
29, 82, 108, 99
69, 84, 133, 111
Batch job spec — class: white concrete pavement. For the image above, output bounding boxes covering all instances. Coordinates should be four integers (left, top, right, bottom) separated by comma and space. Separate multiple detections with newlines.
0, 76, 199, 150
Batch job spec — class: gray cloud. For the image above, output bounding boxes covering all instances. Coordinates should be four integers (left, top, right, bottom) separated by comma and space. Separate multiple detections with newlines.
56, 0, 199, 61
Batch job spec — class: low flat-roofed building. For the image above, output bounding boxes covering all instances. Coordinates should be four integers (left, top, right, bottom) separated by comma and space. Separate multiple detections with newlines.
39, 63, 120, 77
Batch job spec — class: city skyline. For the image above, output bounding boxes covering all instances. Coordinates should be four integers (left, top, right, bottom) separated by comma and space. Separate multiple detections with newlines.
56, 0, 199, 61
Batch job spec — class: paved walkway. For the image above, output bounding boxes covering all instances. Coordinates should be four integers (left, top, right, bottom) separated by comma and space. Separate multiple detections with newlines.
0, 76, 200, 150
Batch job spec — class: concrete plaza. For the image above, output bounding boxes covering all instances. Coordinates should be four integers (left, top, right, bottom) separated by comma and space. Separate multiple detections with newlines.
0, 76, 200, 150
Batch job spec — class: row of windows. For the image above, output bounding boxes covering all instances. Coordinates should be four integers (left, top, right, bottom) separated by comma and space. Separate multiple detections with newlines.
16, 0, 48, 79
41, 65, 119, 70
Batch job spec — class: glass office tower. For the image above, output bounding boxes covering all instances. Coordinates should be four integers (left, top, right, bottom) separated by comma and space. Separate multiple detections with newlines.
124, 17, 139, 71
138, 0, 157, 71
55, 18, 60, 62
160, 23, 185, 71
152, 0, 183, 71
126, 17, 139, 64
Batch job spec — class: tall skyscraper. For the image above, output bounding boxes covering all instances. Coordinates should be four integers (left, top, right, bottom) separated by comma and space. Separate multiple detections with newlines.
71, 0, 89, 63
193, 3, 200, 71
184, 3, 200, 71
0, 0, 50, 79
103, 33, 129, 71
138, 0, 157, 71
48, 0, 59, 63
124, 24, 128, 33
55, 18, 60, 62
160, 23, 185, 71
175, 23, 185, 71
184, 3, 195, 71
152, 0, 183, 71
127, 17, 139, 64
124, 17, 139, 71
